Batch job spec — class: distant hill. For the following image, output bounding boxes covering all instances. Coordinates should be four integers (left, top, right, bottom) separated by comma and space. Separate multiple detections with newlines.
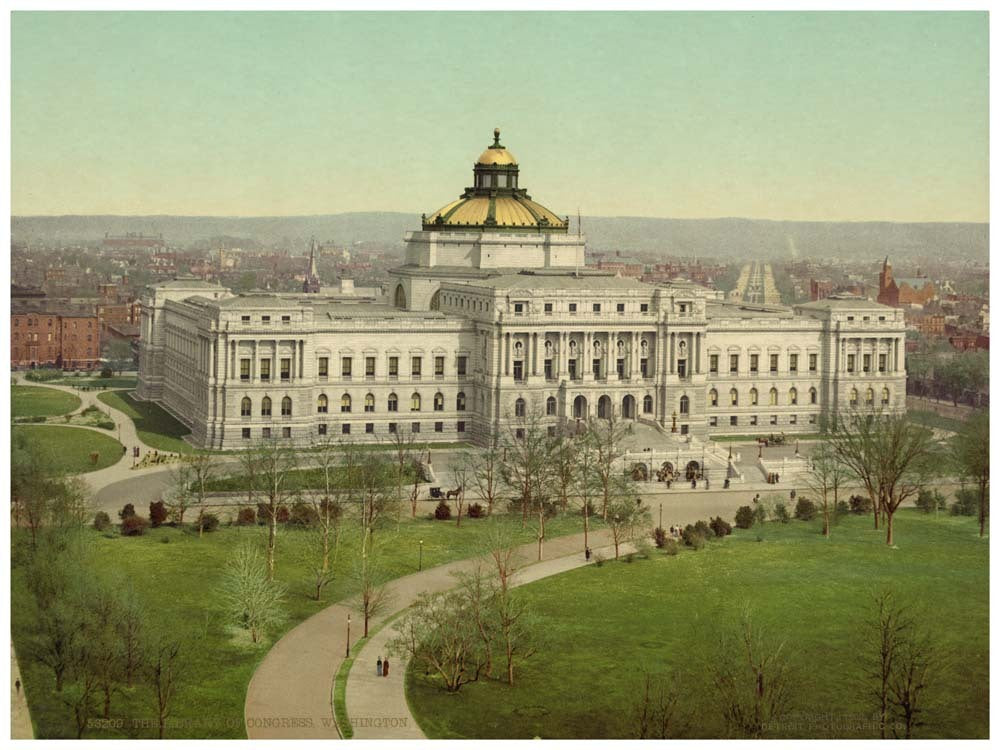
11, 213, 988, 262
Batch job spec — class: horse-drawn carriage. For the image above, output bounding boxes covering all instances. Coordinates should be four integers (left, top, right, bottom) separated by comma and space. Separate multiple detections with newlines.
757, 432, 787, 448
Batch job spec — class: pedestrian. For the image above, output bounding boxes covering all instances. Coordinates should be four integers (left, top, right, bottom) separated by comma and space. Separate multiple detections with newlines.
376, 657, 383, 676
585, 547, 591, 561
382, 657, 390, 677
15, 678, 20, 694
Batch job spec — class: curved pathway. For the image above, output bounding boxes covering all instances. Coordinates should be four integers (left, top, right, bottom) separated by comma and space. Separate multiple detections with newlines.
244, 527, 615, 739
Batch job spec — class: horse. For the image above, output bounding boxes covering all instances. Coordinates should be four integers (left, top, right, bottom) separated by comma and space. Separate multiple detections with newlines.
445, 487, 463, 501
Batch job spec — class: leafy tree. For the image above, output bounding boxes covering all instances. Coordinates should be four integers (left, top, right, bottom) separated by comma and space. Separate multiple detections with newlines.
218, 542, 287, 643
103, 339, 134, 375
606, 488, 651, 559
951, 411, 989, 536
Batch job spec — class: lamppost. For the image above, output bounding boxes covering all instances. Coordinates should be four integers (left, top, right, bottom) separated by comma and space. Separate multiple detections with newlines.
418, 539, 424, 571
658, 502, 663, 530
346, 614, 351, 658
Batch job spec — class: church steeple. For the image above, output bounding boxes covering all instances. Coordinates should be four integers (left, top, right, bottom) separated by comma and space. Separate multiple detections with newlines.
303, 237, 321, 293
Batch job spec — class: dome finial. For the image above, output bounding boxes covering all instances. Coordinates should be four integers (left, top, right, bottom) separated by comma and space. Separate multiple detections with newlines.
493, 127, 501, 147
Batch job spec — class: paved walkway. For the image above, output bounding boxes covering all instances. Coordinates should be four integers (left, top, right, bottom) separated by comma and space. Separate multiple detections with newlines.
346, 536, 634, 739
244, 527, 615, 739
11, 643, 33, 739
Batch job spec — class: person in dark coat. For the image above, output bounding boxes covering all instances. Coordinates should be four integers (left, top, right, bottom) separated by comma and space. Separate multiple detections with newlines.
376, 657, 383, 676
382, 658, 390, 677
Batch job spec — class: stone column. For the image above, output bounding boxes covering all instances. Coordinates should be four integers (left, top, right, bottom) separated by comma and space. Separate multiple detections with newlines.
531, 332, 538, 377
504, 332, 510, 377
669, 332, 675, 374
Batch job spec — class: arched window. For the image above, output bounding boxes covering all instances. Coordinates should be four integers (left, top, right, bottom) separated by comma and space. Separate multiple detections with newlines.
317, 394, 328, 413
809, 387, 817, 405
679, 395, 689, 415
429, 290, 440, 311
515, 398, 526, 418
865, 387, 874, 405
394, 284, 407, 309
546, 396, 557, 416
850, 388, 859, 406
750, 388, 758, 406
434, 392, 444, 411
882, 387, 890, 405
410, 392, 421, 411
261, 396, 272, 416
456, 392, 466, 411
241, 397, 252, 416
364, 393, 375, 412
788, 387, 798, 405
709, 388, 718, 407
730, 388, 738, 406
643, 395, 653, 414
769, 387, 778, 406
281, 396, 292, 416
388, 392, 398, 412
340, 393, 351, 413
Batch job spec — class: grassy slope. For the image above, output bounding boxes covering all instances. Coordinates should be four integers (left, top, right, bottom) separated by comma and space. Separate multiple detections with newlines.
56, 376, 139, 389
12, 512, 598, 739
907, 409, 967, 434
11, 385, 81, 418
408, 510, 988, 740
97, 390, 192, 453
12, 425, 122, 473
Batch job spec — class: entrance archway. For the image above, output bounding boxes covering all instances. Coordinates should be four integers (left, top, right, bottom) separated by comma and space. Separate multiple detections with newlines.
621, 395, 636, 419
685, 460, 701, 480
630, 463, 648, 481
573, 395, 588, 419
393, 284, 407, 309
597, 395, 612, 419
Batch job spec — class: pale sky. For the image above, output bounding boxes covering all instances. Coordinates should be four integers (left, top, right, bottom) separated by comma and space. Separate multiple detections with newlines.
11, 11, 989, 222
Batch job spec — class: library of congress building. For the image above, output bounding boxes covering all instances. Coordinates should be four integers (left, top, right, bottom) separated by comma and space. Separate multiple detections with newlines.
136, 130, 907, 450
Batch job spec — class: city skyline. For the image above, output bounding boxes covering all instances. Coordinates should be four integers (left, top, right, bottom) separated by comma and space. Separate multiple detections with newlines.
12, 11, 989, 223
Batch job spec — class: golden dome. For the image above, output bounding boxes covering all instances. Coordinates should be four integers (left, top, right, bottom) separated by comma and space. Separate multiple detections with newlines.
477, 146, 518, 166
425, 195, 567, 231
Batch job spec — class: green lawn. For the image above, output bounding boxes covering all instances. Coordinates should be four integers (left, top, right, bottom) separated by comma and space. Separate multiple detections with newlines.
907, 409, 967, 434
12, 425, 123, 473
97, 390, 193, 453
12, 511, 598, 739
57, 375, 139, 389
11, 385, 81, 418
204, 465, 419, 493
407, 510, 988, 740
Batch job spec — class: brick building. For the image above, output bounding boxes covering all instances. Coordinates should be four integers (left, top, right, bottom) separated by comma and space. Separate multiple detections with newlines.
877, 257, 936, 307
11, 302, 101, 370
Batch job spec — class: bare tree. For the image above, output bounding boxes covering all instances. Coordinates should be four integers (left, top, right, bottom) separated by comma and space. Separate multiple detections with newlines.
351, 545, 391, 638
634, 671, 684, 739
494, 574, 536, 686
483, 519, 519, 594
148, 638, 181, 740
178, 453, 219, 536
888, 630, 935, 739
804, 442, 851, 537
550, 428, 579, 511
116, 582, 144, 688
385, 425, 419, 524
499, 408, 557, 559
455, 561, 498, 679
467, 434, 503, 516
570, 435, 603, 554
219, 542, 287, 643
308, 437, 346, 597
244, 440, 299, 579
606, 485, 650, 559
452, 464, 469, 527
952, 411, 989, 537
710, 604, 792, 738
586, 412, 631, 519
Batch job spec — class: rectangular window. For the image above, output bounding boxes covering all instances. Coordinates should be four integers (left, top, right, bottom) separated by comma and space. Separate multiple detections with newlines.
730, 415, 738, 426
640, 303, 649, 312
318, 357, 329, 378
809, 414, 817, 424
750, 354, 759, 373
790, 414, 797, 425
568, 359, 578, 380
680, 424, 688, 435
769, 354, 779, 373
592, 358, 601, 378
366, 423, 374, 434
411, 357, 422, 377
789, 353, 798, 373
847, 354, 856, 373
544, 359, 553, 379
242, 428, 251, 439
388, 422, 397, 433
616, 358, 625, 378
412, 422, 421, 433
281, 358, 291, 381
342, 357, 352, 377
709, 354, 719, 374
616, 303, 625, 313
282, 426, 291, 439
809, 353, 818, 372
389, 356, 399, 377
435, 356, 445, 377
878, 353, 887, 373
513, 302, 524, 315
435, 421, 443, 433
240, 358, 251, 381
770, 415, 778, 426
318, 423, 327, 436
457, 356, 467, 376
366, 356, 376, 377
709, 416, 718, 427
241, 315, 250, 325
457, 420, 466, 433
261, 315, 271, 325
750, 415, 758, 426
342, 423, 350, 435
513, 360, 524, 381
262, 427, 271, 439
544, 303, 553, 314
569, 303, 577, 313
730, 354, 739, 374
640, 358, 649, 378
863, 354, 871, 372
593, 303, 601, 313
281, 315, 290, 324
260, 359, 271, 381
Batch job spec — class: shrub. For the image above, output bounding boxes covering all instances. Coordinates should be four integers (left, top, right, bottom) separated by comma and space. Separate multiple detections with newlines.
120, 515, 148, 536
709, 516, 732, 538
849, 494, 873, 515
593, 552, 605, 567
24, 368, 62, 382
96, 420, 115, 430
794, 497, 817, 521
950, 488, 979, 517
653, 526, 668, 548
681, 524, 706, 549
624, 552, 635, 563
149, 501, 168, 528
119, 503, 136, 520
834, 500, 850, 515
734, 505, 755, 529
200, 513, 220, 532
467, 503, 485, 519
235, 506, 256, 526
160, 536, 170, 544
663, 538, 679, 556
100, 367, 114, 379
256, 504, 290, 524
288, 502, 319, 527
693, 519, 711, 539
916, 489, 947, 513
434, 500, 452, 520
774, 503, 791, 523
580, 500, 596, 517
93, 511, 111, 531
